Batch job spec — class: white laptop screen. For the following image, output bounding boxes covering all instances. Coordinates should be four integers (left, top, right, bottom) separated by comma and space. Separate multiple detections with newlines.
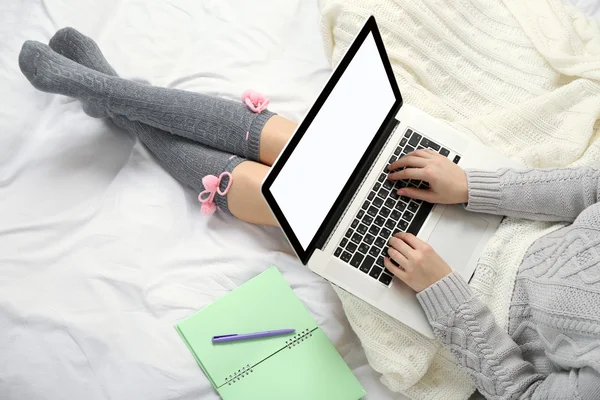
269, 33, 396, 250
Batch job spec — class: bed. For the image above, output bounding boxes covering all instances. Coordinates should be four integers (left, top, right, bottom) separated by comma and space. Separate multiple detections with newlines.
0, 0, 598, 399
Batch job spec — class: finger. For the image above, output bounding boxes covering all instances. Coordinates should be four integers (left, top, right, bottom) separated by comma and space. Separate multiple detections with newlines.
396, 187, 435, 202
389, 236, 414, 257
411, 149, 437, 159
396, 232, 426, 249
384, 257, 408, 279
388, 155, 429, 170
388, 167, 427, 181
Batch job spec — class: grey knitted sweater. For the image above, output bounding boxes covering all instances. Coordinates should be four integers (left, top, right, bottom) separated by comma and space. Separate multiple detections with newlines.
416, 167, 600, 399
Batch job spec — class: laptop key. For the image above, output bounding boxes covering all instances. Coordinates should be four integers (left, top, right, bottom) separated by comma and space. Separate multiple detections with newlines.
419, 181, 430, 189
389, 156, 397, 165
351, 219, 359, 229
357, 210, 365, 219
367, 192, 375, 201
373, 197, 383, 207
334, 247, 342, 257
399, 138, 408, 147
408, 132, 421, 147
404, 129, 412, 138
400, 195, 411, 203
429, 142, 440, 151
379, 273, 393, 285
408, 202, 419, 213
380, 227, 392, 238
369, 266, 383, 279
453, 155, 461, 164
341, 251, 352, 263
340, 238, 348, 247
397, 220, 409, 231
346, 242, 357, 253
385, 198, 396, 209
362, 201, 369, 210
364, 233, 375, 245
351, 233, 362, 244
395, 201, 407, 211
378, 188, 389, 198
380, 207, 391, 218
358, 243, 369, 254
391, 210, 402, 221
395, 180, 408, 189
359, 254, 375, 270
345, 229, 353, 238
402, 210, 414, 221
385, 219, 396, 230
350, 253, 364, 268
405, 145, 415, 154
378, 173, 386, 182
394, 147, 401, 156
440, 147, 450, 157
367, 206, 379, 217
376, 256, 385, 268
373, 183, 381, 191
357, 223, 368, 235
389, 190, 399, 200
362, 215, 374, 225
359, 265, 371, 274
374, 216, 385, 226
420, 138, 430, 147
375, 237, 386, 248
383, 180, 394, 190
369, 246, 381, 257
368, 225, 380, 236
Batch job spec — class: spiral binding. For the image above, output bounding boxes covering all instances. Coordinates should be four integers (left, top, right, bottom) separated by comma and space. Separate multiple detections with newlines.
225, 364, 254, 386
285, 328, 314, 349
223, 328, 317, 386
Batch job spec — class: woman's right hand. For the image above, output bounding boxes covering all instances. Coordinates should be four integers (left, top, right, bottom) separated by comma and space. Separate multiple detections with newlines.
387, 149, 468, 204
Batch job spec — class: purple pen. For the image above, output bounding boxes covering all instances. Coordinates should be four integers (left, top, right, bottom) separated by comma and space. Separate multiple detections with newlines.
212, 329, 296, 343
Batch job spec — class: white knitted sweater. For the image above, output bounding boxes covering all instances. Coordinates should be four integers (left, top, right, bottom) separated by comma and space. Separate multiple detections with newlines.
318, 0, 600, 399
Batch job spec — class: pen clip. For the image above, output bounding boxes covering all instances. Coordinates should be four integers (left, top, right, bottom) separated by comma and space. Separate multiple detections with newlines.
212, 334, 238, 340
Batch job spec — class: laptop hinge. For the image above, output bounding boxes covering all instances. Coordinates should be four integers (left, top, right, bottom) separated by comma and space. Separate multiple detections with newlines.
314, 117, 400, 252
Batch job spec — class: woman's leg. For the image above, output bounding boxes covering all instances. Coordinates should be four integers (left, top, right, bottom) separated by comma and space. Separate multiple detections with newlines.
46, 28, 298, 168
41, 28, 295, 225
19, 39, 275, 163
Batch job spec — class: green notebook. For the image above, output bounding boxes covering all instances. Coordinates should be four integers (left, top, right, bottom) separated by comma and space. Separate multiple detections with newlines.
175, 267, 366, 400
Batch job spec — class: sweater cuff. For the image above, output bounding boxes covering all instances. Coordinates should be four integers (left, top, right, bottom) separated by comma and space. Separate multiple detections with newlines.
464, 169, 502, 214
417, 272, 474, 322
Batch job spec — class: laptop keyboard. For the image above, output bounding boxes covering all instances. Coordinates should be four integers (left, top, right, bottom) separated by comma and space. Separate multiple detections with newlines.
333, 128, 461, 286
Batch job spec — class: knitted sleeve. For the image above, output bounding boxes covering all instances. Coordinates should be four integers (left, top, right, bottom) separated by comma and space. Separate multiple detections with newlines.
417, 273, 600, 400
464, 167, 600, 222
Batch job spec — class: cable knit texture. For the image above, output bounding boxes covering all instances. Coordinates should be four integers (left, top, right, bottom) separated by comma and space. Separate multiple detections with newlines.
419, 167, 600, 399
318, 0, 600, 398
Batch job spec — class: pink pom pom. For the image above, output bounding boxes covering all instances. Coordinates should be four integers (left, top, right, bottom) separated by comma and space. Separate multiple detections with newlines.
241, 89, 270, 113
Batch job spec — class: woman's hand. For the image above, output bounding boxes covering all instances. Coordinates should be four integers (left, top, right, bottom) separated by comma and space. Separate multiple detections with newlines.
387, 149, 468, 204
384, 232, 452, 292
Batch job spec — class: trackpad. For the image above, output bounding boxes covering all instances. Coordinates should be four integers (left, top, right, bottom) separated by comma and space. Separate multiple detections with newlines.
427, 205, 488, 273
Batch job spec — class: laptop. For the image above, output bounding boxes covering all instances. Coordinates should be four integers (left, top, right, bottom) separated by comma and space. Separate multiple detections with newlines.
261, 16, 519, 338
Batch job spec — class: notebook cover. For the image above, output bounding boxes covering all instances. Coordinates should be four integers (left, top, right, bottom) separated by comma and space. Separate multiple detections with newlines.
175, 267, 365, 400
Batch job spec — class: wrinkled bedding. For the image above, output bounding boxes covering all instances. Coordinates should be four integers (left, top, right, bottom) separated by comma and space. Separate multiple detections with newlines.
0, 0, 597, 399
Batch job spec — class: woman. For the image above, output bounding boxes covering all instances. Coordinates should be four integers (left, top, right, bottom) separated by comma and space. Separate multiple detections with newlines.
19, 28, 600, 399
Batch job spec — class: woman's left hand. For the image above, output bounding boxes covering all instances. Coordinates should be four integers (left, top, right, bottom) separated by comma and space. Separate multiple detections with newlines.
384, 232, 452, 292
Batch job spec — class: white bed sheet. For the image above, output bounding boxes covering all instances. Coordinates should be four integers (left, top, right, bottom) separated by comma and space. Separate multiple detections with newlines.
0, 0, 407, 399
1, 1, 598, 399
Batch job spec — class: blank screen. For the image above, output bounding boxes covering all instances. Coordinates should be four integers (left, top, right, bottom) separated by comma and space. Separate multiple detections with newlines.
270, 33, 396, 250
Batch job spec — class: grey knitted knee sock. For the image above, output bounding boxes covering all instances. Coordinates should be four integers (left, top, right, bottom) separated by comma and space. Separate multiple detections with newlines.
43, 33, 244, 215
115, 116, 244, 215
19, 40, 275, 161
49, 27, 117, 76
